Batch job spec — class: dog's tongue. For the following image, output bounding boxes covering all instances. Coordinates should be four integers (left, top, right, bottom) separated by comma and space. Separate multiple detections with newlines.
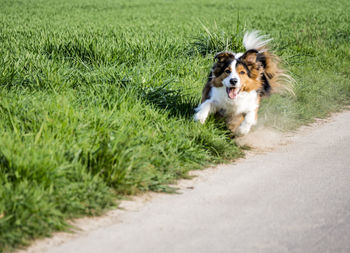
226, 87, 239, 99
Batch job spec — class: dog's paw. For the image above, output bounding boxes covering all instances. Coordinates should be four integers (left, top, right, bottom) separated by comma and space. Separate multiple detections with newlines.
236, 124, 251, 136
194, 111, 207, 124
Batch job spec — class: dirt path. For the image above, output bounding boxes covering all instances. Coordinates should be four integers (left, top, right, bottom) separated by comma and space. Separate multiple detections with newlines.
20, 111, 350, 253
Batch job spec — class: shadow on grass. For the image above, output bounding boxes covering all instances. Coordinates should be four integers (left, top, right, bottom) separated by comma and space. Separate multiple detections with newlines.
141, 82, 199, 119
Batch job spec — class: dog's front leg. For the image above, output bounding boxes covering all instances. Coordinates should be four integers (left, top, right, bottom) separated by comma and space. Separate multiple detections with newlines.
194, 99, 216, 124
226, 114, 244, 134
236, 110, 257, 135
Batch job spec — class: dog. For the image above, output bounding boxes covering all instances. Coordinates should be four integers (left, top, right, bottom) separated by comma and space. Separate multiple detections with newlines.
194, 31, 291, 136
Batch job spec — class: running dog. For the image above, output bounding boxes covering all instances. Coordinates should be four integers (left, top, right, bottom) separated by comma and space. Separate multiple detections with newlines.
194, 31, 291, 136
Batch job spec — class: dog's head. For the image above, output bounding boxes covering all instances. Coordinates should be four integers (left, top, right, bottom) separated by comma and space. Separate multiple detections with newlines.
209, 50, 271, 99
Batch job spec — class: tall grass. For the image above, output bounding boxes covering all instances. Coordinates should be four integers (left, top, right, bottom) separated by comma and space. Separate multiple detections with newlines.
0, 0, 350, 251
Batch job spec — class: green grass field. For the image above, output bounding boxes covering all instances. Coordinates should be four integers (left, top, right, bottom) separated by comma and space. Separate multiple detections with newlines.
1, 0, 350, 251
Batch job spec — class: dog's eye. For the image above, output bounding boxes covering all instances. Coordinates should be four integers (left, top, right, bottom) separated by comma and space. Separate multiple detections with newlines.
225, 69, 231, 74
240, 71, 245, 75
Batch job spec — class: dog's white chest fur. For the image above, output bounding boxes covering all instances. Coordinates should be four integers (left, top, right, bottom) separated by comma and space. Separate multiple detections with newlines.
210, 86, 259, 116
194, 86, 259, 135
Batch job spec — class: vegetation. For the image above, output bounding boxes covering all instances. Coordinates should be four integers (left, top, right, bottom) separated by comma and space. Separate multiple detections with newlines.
1, 0, 349, 251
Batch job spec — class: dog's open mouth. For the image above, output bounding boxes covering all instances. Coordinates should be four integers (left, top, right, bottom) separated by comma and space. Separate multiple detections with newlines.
226, 87, 240, 99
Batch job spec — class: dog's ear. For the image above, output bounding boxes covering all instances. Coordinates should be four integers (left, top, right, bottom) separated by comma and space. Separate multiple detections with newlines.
241, 50, 268, 68
241, 49, 265, 74
214, 51, 235, 62
241, 49, 259, 65
240, 49, 264, 79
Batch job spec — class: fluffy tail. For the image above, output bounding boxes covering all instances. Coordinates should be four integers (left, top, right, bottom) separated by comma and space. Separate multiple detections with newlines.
243, 30, 272, 52
243, 30, 295, 95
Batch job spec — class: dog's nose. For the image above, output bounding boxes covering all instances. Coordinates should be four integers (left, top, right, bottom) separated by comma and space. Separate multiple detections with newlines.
229, 78, 238, 86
